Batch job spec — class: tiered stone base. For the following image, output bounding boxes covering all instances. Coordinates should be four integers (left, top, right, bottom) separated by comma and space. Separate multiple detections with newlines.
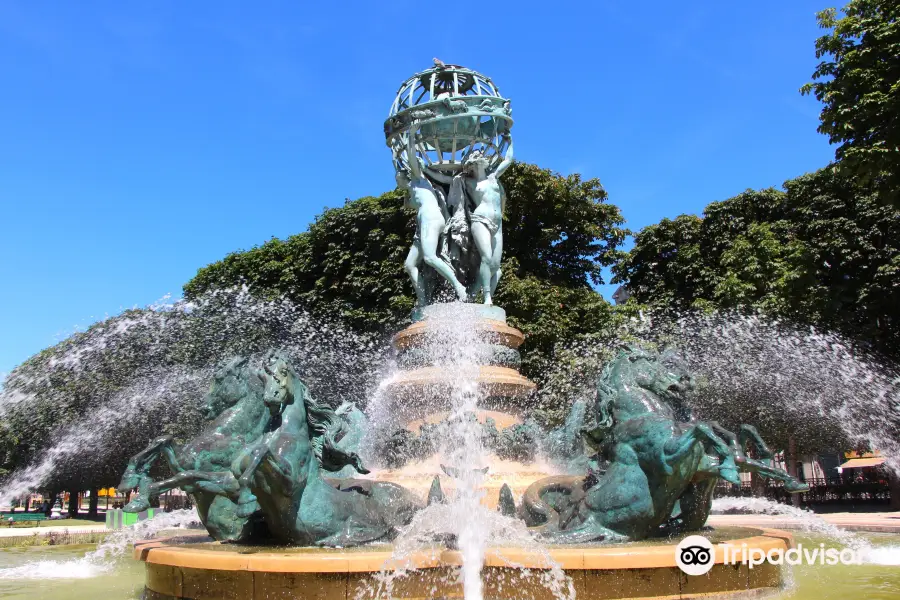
387, 304, 536, 424
386, 365, 536, 405
136, 528, 793, 600
369, 456, 555, 509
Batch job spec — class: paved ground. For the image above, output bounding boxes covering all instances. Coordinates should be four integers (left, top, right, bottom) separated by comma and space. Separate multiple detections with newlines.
1, 512, 897, 538
708, 511, 900, 534
0, 524, 107, 538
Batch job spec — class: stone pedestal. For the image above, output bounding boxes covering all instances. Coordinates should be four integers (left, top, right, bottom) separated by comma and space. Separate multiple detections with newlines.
137, 528, 794, 600
373, 303, 545, 508
385, 304, 536, 426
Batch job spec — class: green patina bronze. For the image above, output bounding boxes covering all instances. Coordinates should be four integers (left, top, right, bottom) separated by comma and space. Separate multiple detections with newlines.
115, 64, 811, 549
117, 356, 274, 542
116, 346, 809, 547
118, 351, 380, 546
521, 346, 809, 542
387, 62, 514, 308
229, 352, 422, 546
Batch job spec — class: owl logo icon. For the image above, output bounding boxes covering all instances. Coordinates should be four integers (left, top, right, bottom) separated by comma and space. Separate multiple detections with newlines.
676, 535, 715, 575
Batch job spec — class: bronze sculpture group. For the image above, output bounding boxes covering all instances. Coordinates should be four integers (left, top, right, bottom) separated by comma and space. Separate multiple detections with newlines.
118, 63, 807, 547
119, 346, 806, 546
520, 346, 807, 542
120, 351, 422, 545
390, 63, 513, 307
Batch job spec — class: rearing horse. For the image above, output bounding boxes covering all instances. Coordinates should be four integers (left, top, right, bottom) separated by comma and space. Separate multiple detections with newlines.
658, 346, 809, 531
117, 355, 276, 542
233, 352, 423, 547
523, 346, 740, 542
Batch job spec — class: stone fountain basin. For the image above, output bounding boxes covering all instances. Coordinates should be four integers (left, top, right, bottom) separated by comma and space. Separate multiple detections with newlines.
135, 527, 792, 599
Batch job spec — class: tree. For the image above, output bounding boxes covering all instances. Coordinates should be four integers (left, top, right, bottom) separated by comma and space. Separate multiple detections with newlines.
613, 167, 900, 456
495, 258, 621, 383
614, 167, 900, 360
608, 214, 707, 310
184, 162, 628, 381
801, 1, 900, 206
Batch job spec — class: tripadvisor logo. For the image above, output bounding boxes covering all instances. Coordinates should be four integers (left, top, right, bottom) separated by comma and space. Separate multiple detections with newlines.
676, 535, 715, 576
675, 534, 863, 576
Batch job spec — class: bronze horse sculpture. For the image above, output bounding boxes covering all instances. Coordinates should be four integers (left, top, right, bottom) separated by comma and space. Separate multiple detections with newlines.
117, 345, 806, 547
231, 352, 423, 546
522, 346, 808, 542
117, 356, 276, 542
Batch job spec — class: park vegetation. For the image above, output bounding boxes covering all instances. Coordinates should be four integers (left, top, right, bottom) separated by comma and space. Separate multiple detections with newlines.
1, 0, 898, 503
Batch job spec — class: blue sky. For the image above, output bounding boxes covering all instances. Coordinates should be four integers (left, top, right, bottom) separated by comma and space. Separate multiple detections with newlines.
0, 1, 836, 376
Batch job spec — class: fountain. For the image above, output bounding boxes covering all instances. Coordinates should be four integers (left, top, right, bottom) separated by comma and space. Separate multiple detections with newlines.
109, 63, 807, 600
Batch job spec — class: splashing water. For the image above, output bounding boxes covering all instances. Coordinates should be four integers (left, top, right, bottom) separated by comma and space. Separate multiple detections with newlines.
361, 303, 573, 600
712, 496, 900, 565
712, 496, 868, 549
3, 292, 898, 595
0, 288, 389, 504
670, 312, 900, 475
534, 310, 900, 475
0, 509, 200, 580
361, 501, 574, 600
369, 303, 494, 599
0, 368, 209, 505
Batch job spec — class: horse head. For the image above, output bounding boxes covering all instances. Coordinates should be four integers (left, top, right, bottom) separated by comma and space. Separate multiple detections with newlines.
254, 350, 370, 475
258, 350, 297, 416
204, 355, 251, 419
308, 396, 370, 475
629, 345, 694, 406
587, 345, 695, 436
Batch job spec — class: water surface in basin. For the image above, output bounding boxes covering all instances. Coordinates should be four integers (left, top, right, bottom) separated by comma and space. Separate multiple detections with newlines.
1, 533, 897, 599
0, 544, 144, 600
780, 533, 900, 600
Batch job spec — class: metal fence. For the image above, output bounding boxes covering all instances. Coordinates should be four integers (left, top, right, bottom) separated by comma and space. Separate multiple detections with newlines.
715, 477, 892, 507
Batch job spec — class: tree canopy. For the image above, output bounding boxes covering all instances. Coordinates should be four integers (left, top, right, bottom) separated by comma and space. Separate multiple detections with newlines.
0, 162, 627, 495
801, 0, 900, 206
614, 167, 900, 361
184, 162, 628, 381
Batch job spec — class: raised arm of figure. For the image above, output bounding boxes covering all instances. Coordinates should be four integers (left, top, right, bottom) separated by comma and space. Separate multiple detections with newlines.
494, 136, 514, 178
407, 124, 422, 180
395, 169, 413, 209
424, 166, 454, 185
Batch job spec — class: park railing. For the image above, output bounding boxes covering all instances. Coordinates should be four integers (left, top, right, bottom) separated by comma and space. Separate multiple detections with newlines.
714, 477, 892, 507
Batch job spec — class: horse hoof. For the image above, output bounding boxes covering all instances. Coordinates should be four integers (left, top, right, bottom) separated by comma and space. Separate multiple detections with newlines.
124, 498, 150, 513
785, 481, 810, 493
719, 467, 741, 485
236, 499, 260, 518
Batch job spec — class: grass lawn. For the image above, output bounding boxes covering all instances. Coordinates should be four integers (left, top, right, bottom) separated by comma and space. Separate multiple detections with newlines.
38, 518, 102, 527
2, 517, 105, 529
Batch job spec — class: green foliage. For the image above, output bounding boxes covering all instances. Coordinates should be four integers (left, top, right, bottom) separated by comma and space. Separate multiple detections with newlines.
614, 167, 900, 359
801, 1, 900, 205
501, 163, 626, 287
1, 161, 626, 493
496, 258, 620, 382
184, 162, 627, 381
184, 190, 414, 332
